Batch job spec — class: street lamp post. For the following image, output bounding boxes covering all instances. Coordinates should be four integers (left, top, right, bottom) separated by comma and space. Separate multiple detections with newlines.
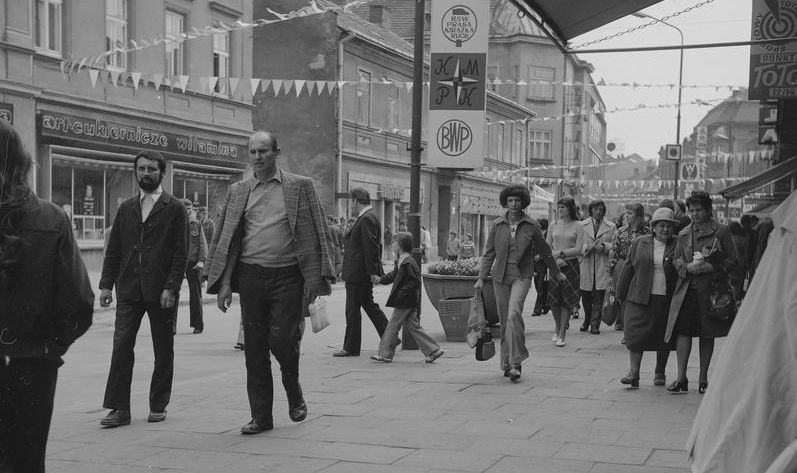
633, 12, 683, 200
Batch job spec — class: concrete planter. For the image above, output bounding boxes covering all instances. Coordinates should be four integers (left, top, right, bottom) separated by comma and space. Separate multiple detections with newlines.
422, 273, 499, 328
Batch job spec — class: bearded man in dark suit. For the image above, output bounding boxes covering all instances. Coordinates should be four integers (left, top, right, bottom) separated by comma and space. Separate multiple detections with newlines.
98, 150, 188, 428
332, 187, 389, 357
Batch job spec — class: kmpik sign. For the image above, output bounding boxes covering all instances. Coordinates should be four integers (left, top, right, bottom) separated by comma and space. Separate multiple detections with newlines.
427, 0, 488, 169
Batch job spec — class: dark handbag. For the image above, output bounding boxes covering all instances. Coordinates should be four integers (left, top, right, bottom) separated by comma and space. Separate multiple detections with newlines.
475, 331, 495, 361
707, 278, 737, 321
601, 292, 621, 326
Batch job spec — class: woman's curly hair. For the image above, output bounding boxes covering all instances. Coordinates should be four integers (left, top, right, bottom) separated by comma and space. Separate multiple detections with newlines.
0, 120, 32, 288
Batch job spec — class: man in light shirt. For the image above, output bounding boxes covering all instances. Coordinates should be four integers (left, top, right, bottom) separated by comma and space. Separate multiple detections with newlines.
206, 131, 335, 435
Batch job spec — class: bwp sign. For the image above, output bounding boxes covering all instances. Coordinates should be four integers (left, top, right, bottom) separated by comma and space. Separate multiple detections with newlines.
427, 0, 488, 169
749, 0, 797, 99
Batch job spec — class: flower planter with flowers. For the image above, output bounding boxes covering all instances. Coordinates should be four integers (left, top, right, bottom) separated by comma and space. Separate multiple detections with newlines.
423, 258, 499, 339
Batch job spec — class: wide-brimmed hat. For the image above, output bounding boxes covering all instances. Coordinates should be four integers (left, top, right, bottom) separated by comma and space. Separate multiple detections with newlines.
649, 207, 679, 225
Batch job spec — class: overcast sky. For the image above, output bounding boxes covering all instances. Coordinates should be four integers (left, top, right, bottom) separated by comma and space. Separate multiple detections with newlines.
569, 0, 752, 159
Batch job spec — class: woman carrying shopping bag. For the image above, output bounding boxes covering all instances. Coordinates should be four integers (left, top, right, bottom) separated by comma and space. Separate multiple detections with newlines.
474, 185, 566, 381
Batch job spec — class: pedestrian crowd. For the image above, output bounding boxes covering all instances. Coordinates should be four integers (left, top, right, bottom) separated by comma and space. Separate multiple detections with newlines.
0, 117, 791, 473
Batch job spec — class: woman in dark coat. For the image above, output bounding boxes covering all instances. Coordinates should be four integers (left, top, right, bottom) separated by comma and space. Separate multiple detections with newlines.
616, 208, 679, 388
665, 191, 737, 395
0, 120, 94, 472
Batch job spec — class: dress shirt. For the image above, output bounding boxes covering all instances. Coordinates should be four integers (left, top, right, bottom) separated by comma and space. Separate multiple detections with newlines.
240, 170, 298, 268
139, 186, 163, 222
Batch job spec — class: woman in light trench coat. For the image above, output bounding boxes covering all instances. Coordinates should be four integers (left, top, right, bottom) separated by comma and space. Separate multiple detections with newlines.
665, 191, 737, 395
576, 200, 616, 334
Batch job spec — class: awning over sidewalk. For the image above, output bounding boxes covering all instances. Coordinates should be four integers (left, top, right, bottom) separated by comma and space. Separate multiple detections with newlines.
514, 0, 663, 43
720, 156, 797, 201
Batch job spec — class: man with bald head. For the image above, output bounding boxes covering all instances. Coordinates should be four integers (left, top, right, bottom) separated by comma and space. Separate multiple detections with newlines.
206, 131, 336, 434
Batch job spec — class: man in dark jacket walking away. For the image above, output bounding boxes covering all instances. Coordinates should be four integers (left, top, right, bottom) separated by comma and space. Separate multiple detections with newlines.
98, 150, 188, 428
333, 188, 389, 357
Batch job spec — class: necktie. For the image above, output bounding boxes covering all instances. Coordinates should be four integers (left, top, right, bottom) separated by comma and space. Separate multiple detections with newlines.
141, 194, 154, 222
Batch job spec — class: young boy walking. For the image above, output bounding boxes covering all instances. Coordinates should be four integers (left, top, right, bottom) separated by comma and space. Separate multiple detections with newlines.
370, 233, 444, 363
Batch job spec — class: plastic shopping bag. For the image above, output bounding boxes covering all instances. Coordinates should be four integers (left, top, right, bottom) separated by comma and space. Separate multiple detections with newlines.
465, 293, 486, 348
309, 296, 330, 333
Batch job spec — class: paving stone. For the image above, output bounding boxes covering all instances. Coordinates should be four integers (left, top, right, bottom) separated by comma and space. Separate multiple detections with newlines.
318, 462, 427, 473
588, 463, 690, 473
48, 444, 167, 464
485, 455, 593, 473
553, 443, 651, 465
646, 449, 691, 469
394, 449, 503, 472
381, 430, 480, 450
130, 449, 253, 471
475, 437, 565, 457
229, 454, 335, 472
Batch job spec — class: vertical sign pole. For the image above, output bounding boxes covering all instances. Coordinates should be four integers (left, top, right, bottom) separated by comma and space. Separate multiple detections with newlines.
404, 0, 426, 350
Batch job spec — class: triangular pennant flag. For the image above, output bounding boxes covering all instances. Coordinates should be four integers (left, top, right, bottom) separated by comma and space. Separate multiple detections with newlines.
151, 73, 163, 90
327, 81, 337, 91
199, 76, 209, 93
130, 71, 141, 90
250, 78, 261, 95
317, 81, 327, 94
109, 70, 121, 87
99, 69, 110, 84
260, 79, 272, 95
295, 79, 305, 97
88, 69, 99, 88
282, 80, 292, 95
228, 77, 239, 94
405, 82, 413, 93
272, 79, 283, 96
178, 75, 189, 93
208, 76, 219, 92
77, 57, 87, 73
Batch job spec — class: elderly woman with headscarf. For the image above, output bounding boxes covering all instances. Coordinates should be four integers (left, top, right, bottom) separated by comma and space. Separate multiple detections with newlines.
666, 191, 737, 395
475, 185, 566, 381
615, 208, 679, 388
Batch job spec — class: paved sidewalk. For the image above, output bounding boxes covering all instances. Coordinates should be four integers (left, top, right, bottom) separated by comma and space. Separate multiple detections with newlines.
47, 281, 710, 473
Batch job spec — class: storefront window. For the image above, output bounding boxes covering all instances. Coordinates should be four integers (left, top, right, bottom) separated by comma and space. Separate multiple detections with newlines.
174, 172, 234, 223
52, 160, 135, 247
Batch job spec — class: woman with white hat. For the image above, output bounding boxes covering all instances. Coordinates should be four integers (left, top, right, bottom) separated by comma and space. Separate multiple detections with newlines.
615, 207, 679, 388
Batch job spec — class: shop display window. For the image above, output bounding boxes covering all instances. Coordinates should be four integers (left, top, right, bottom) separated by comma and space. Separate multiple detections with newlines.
52, 160, 135, 247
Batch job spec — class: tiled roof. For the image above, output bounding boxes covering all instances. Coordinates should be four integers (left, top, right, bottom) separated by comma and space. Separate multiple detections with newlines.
319, 0, 416, 59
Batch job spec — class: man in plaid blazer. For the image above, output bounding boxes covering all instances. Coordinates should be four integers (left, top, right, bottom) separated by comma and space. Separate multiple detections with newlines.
206, 131, 335, 435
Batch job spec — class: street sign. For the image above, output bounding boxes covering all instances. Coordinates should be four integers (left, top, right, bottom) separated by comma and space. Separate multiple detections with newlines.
680, 161, 701, 182
427, 0, 488, 169
759, 101, 779, 144
665, 144, 682, 161
696, 126, 708, 153
748, 0, 797, 100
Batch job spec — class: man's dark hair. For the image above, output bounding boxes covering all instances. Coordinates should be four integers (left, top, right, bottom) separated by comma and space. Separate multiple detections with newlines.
499, 184, 531, 209
557, 196, 578, 220
134, 150, 167, 173
675, 200, 686, 213
659, 199, 675, 211
350, 187, 370, 205
686, 191, 713, 217
728, 220, 743, 235
393, 232, 413, 253
587, 199, 606, 216
538, 218, 549, 231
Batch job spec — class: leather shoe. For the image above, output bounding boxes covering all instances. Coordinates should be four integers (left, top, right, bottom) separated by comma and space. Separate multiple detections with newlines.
148, 411, 167, 423
508, 365, 521, 382
240, 418, 273, 435
590, 328, 600, 335
653, 373, 666, 386
332, 349, 358, 357
579, 324, 589, 332
234, 343, 245, 351
288, 400, 308, 422
100, 409, 131, 427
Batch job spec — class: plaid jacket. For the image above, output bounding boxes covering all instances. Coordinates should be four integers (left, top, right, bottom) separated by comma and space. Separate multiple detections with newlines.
206, 171, 335, 299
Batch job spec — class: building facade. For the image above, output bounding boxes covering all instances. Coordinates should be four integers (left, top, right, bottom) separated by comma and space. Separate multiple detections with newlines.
0, 0, 254, 270
252, 0, 538, 257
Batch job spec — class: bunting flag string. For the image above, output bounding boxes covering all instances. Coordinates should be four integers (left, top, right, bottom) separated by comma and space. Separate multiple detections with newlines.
59, 0, 372, 71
